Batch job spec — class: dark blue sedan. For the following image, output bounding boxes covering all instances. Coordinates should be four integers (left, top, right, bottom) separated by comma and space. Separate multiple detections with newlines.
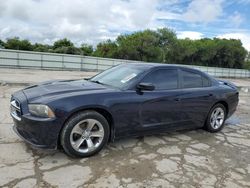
10, 63, 239, 157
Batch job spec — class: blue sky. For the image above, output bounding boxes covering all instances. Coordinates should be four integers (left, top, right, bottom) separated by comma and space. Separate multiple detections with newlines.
158, 1, 250, 39
0, 0, 250, 50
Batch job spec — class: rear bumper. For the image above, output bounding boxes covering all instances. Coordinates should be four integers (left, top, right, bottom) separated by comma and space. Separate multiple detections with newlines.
227, 107, 237, 119
227, 96, 239, 118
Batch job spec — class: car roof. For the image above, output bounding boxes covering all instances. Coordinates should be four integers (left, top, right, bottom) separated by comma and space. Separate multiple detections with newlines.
126, 62, 196, 70
125, 62, 215, 79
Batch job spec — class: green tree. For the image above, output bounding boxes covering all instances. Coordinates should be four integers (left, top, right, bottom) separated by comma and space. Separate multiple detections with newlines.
53, 46, 80, 55
93, 40, 118, 58
167, 37, 247, 68
212, 38, 247, 68
0, 39, 5, 48
53, 38, 74, 49
52, 38, 80, 54
194, 38, 217, 66
116, 30, 164, 62
167, 39, 198, 65
80, 44, 93, 56
157, 28, 177, 63
0, 28, 248, 68
33, 43, 51, 52
4, 37, 33, 51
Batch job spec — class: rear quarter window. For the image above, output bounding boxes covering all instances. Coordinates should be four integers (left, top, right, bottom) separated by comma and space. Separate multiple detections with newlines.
202, 76, 211, 87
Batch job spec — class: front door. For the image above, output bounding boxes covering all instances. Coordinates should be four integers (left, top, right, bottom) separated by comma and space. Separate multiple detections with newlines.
138, 68, 183, 132
139, 89, 182, 131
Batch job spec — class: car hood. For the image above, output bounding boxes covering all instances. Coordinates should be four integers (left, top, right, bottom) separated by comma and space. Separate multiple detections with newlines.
22, 79, 109, 102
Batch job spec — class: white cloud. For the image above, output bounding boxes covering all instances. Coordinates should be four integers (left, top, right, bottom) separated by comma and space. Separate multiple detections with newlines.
229, 12, 244, 27
0, 0, 160, 45
0, 0, 249, 50
155, 0, 224, 24
177, 31, 204, 39
217, 33, 250, 51
182, 0, 223, 23
155, 12, 182, 21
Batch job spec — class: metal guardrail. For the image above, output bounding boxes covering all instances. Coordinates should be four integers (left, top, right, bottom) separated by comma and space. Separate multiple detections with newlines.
0, 49, 250, 78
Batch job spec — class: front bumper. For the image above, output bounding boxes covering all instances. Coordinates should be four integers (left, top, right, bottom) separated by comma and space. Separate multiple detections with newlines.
10, 90, 61, 149
12, 115, 59, 149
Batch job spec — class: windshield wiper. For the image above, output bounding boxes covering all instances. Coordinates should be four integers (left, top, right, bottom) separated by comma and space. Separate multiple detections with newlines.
88, 80, 105, 85
88, 79, 116, 88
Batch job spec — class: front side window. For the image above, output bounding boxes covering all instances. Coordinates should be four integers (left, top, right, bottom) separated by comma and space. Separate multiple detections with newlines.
141, 69, 178, 90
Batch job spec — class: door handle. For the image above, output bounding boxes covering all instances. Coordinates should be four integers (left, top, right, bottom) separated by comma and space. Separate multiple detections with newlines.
203, 93, 213, 98
174, 98, 181, 101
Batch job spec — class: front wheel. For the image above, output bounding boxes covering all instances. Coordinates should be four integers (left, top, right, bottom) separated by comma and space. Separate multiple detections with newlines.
205, 104, 227, 133
60, 111, 110, 158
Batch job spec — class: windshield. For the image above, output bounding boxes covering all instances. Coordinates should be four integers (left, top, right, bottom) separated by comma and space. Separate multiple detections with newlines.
89, 64, 147, 89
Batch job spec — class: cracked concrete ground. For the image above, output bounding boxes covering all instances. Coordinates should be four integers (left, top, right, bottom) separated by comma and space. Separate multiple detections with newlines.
0, 69, 250, 187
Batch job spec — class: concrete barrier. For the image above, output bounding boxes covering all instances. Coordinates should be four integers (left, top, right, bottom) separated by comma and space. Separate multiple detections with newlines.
0, 49, 250, 78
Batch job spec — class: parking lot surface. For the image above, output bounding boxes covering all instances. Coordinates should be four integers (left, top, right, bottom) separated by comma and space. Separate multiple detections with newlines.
0, 68, 250, 188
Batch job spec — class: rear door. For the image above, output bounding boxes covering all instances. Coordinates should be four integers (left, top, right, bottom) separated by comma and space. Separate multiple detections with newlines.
178, 69, 215, 127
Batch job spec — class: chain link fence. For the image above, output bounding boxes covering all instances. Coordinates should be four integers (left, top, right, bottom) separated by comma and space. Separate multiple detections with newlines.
0, 49, 250, 78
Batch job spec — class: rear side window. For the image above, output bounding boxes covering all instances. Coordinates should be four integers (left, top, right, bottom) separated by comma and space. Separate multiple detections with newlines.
181, 70, 203, 88
142, 69, 178, 90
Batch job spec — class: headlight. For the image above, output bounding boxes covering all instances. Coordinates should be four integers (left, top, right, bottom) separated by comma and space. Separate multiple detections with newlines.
28, 104, 55, 118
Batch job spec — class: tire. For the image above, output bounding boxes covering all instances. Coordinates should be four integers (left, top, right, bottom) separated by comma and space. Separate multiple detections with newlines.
205, 103, 227, 133
60, 110, 110, 158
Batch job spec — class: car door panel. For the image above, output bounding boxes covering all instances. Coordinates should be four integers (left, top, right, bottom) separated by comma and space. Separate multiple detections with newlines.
178, 88, 215, 127
135, 68, 185, 133
178, 68, 216, 127
112, 90, 182, 137
139, 90, 182, 129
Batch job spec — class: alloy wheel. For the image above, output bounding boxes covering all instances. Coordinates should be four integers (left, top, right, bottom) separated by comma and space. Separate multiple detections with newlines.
70, 119, 104, 153
210, 107, 225, 129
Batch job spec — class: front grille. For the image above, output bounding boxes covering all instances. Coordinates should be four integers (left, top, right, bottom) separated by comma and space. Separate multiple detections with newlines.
10, 99, 21, 121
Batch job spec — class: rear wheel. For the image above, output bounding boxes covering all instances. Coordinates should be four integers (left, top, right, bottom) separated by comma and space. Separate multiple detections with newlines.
60, 111, 110, 157
205, 104, 226, 133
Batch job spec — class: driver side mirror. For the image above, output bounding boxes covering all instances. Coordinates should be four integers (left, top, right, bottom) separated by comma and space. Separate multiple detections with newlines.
137, 83, 155, 91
